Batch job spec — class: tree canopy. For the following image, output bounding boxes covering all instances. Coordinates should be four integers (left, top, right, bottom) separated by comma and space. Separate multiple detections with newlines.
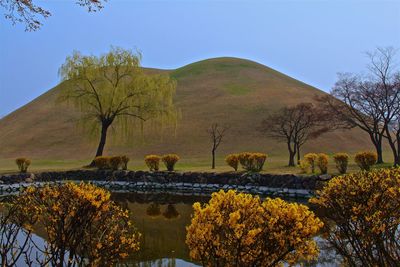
58, 47, 178, 160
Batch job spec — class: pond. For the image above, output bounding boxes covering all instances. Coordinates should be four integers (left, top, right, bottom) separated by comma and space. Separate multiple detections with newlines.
108, 191, 341, 267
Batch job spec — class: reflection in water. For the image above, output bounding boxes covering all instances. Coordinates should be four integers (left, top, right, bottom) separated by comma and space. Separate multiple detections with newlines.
163, 204, 180, 219
146, 203, 161, 217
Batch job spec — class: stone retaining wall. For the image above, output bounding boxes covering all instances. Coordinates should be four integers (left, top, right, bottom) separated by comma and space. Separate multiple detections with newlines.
0, 170, 330, 198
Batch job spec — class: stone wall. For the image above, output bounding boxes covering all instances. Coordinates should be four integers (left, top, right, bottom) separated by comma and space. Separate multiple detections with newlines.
0, 170, 329, 198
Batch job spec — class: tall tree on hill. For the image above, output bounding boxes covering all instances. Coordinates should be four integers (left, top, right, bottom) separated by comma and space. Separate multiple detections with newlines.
207, 123, 228, 169
318, 47, 400, 165
0, 0, 106, 31
260, 103, 330, 167
58, 47, 177, 165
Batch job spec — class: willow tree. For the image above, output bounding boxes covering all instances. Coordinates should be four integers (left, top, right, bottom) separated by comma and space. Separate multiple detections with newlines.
58, 47, 177, 164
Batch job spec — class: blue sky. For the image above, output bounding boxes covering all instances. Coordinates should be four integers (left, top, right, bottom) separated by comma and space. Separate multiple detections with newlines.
1, 0, 399, 117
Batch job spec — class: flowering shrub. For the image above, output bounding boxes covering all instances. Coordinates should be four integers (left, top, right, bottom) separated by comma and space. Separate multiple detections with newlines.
317, 153, 329, 174
13, 183, 140, 266
186, 190, 323, 266
333, 153, 349, 174
15, 158, 31, 173
299, 159, 310, 174
304, 153, 318, 173
93, 156, 110, 169
162, 154, 180, 171
354, 151, 377, 171
310, 168, 400, 266
109, 156, 123, 170
145, 155, 161, 171
225, 154, 239, 171
238, 152, 267, 172
121, 155, 130, 170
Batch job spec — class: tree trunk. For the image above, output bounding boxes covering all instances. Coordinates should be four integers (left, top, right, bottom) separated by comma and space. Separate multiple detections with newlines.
384, 126, 399, 166
88, 121, 111, 167
370, 133, 384, 164
296, 143, 301, 164
211, 149, 216, 169
287, 142, 296, 167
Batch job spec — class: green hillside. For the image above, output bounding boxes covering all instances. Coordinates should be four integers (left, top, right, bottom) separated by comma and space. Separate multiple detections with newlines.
0, 57, 372, 171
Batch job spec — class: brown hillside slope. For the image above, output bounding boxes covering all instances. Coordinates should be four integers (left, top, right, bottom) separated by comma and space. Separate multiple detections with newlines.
0, 57, 371, 161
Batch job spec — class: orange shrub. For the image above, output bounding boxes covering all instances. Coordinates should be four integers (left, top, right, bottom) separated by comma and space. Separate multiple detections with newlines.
333, 153, 349, 174
238, 152, 267, 172
355, 151, 377, 171
15, 158, 31, 173
304, 153, 318, 173
162, 154, 180, 171
225, 154, 239, 171
109, 156, 123, 170
93, 156, 110, 169
145, 155, 161, 171
121, 155, 130, 170
317, 153, 329, 174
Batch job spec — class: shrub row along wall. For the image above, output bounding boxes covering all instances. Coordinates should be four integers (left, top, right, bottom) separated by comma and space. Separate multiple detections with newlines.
0, 170, 328, 198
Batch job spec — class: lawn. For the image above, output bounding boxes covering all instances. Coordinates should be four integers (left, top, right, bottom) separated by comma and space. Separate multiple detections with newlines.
0, 152, 395, 176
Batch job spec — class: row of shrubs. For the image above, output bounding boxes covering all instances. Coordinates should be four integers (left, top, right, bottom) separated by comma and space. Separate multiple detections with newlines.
225, 152, 267, 172
13, 151, 377, 174
299, 151, 377, 174
93, 155, 130, 170
144, 154, 180, 171
93, 154, 181, 172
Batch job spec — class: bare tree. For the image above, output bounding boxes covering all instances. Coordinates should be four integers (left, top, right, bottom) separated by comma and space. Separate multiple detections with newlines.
260, 103, 330, 167
207, 123, 228, 169
367, 47, 400, 166
0, 0, 106, 31
318, 47, 400, 165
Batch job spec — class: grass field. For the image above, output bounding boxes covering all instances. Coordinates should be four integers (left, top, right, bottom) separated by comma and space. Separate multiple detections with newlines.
0, 57, 373, 163
0, 152, 395, 176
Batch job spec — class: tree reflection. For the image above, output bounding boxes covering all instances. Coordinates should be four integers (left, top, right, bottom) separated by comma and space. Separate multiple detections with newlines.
163, 204, 180, 219
146, 203, 161, 217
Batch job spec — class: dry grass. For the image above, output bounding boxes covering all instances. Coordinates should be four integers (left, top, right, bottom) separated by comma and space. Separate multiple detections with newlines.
0, 57, 377, 167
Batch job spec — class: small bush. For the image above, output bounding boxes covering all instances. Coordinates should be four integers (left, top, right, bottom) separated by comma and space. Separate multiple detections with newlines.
354, 151, 377, 171
333, 153, 349, 174
162, 154, 180, 171
145, 155, 161, 171
94, 156, 110, 169
317, 153, 329, 174
15, 158, 31, 173
304, 153, 318, 173
225, 154, 239, 171
121, 155, 129, 170
299, 159, 310, 174
109, 156, 123, 170
238, 152, 267, 172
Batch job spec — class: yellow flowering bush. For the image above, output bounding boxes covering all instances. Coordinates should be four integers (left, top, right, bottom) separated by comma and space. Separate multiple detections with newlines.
310, 168, 400, 266
299, 159, 310, 174
109, 156, 123, 170
333, 153, 349, 174
225, 154, 239, 171
304, 153, 318, 173
121, 155, 130, 170
15, 157, 31, 173
93, 156, 110, 169
162, 154, 180, 171
317, 153, 329, 174
14, 183, 141, 266
186, 190, 323, 266
238, 152, 267, 172
354, 151, 377, 171
145, 155, 161, 171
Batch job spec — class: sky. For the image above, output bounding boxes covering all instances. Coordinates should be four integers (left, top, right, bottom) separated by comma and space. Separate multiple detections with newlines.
1, 0, 399, 117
